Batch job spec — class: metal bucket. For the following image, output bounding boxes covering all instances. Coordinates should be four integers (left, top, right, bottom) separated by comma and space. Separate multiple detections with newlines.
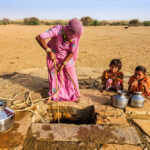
112, 90, 129, 109
0, 100, 15, 133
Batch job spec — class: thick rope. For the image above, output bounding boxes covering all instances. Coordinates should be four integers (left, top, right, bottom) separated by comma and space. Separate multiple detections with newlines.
53, 59, 60, 123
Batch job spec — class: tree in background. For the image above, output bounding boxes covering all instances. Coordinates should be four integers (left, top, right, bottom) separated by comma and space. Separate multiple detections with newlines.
81, 16, 93, 26
129, 19, 140, 26
1, 18, 10, 25
24, 17, 40, 25
143, 21, 150, 26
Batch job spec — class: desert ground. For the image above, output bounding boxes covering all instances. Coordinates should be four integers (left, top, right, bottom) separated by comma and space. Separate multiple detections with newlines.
1, 25, 150, 149
0, 25, 150, 75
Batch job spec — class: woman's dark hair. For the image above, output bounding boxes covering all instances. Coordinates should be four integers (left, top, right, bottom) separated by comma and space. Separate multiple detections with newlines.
109, 59, 122, 70
135, 65, 146, 74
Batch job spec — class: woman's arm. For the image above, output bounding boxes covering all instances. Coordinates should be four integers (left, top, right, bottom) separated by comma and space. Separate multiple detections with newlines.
57, 37, 76, 72
36, 35, 49, 50
63, 52, 73, 64
35, 35, 56, 60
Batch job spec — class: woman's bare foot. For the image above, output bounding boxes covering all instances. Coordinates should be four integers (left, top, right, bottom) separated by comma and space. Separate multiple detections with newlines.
74, 98, 80, 103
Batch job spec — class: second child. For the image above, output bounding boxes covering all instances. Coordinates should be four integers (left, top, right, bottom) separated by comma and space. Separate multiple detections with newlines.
101, 59, 123, 91
128, 65, 150, 97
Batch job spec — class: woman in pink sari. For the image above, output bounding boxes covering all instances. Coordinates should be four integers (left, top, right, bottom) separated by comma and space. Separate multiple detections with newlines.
36, 19, 83, 103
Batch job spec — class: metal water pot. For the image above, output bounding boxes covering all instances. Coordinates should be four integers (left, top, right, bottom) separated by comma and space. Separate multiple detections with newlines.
130, 92, 145, 108
0, 99, 15, 133
112, 90, 129, 109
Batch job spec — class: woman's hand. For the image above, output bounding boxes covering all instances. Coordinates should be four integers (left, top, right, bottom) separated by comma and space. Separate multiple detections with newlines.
57, 64, 64, 73
48, 52, 56, 61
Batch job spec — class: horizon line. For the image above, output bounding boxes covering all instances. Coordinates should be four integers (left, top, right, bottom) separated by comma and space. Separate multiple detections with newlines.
1, 17, 150, 22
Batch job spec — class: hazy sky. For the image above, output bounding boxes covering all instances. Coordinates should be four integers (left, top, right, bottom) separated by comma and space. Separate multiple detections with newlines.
0, 0, 150, 20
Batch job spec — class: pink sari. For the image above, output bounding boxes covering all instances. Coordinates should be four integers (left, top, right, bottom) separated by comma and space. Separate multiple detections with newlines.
40, 25, 80, 101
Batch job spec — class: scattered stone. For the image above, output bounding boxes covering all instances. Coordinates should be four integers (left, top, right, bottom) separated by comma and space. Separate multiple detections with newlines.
95, 105, 125, 118
126, 101, 150, 119
146, 136, 150, 143
100, 144, 142, 150
96, 115, 104, 124
96, 116, 129, 126
81, 89, 111, 105
10, 62, 15, 64
0, 111, 32, 149
133, 119, 150, 137
30, 123, 141, 145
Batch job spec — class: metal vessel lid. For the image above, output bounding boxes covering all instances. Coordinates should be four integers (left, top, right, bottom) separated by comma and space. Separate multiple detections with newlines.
117, 90, 127, 95
0, 100, 7, 111
134, 92, 142, 95
0, 107, 14, 121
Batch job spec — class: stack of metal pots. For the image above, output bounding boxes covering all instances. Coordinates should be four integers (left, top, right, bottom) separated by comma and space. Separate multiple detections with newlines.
0, 99, 15, 133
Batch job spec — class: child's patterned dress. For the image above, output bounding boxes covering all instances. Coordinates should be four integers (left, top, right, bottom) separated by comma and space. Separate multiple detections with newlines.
101, 70, 123, 91
128, 75, 150, 96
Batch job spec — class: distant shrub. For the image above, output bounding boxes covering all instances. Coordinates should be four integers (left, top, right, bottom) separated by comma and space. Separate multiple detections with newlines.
129, 19, 140, 26
11, 20, 23, 25
81, 16, 93, 26
0, 20, 4, 25
143, 21, 150, 26
89, 20, 109, 26
24, 17, 40, 25
51, 20, 68, 25
90, 20, 101, 26
110, 21, 129, 26
110, 22, 122, 26
41, 20, 68, 25
1, 18, 10, 25
42, 21, 52, 25
99, 21, 109, 26
120, 21, 129, 26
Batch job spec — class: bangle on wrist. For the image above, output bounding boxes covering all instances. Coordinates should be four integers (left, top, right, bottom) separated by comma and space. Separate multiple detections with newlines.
63, 61, 67, 65
46, 48, 51, 53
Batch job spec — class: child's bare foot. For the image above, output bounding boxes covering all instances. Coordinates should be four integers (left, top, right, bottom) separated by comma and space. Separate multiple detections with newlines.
101, 89, 107, 95
99, 88, 104, 92
44, 98, 51, 104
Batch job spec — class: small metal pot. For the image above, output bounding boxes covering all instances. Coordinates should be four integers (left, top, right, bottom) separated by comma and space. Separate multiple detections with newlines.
112, 90, 129, 109
0, 99, 15, 133
130, 92, 145, 108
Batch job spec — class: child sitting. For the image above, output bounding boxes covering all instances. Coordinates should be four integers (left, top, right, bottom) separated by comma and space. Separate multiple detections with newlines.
101, 59, 123, 91
128, 65, 150, 97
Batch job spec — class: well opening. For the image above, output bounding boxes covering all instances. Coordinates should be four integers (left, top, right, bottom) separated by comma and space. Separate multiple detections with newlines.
34, 104, 96, 125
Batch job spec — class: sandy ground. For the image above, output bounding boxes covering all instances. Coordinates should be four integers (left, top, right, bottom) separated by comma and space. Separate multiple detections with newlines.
0, 25, 150, 75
